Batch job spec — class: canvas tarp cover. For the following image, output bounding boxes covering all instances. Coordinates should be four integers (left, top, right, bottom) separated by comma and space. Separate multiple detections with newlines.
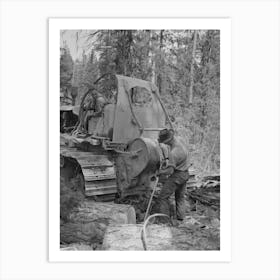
113, 75, 166, 142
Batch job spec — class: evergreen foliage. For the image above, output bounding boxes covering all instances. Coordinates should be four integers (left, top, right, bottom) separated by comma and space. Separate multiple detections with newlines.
60, 45, 74, 90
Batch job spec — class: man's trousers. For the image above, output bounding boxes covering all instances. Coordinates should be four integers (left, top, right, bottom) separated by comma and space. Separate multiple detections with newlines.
154, 170, 189, 221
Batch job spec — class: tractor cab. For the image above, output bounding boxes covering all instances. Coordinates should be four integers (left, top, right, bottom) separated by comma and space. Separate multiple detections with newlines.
70, 74, 172, 146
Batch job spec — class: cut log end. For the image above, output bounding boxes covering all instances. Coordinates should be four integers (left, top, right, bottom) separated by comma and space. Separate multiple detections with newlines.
102, 223, 220, 251
60, 200, 136, 246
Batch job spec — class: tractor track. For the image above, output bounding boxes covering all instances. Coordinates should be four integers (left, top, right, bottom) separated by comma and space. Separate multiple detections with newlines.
60, 145, 117, 198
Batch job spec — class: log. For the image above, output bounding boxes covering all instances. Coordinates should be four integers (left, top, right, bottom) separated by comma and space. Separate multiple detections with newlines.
60, 200, 136, 245
60, 243, 93, 251
102, 223, 220, 251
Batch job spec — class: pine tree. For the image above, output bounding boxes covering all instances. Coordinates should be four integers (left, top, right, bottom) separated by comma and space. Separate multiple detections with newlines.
60, 44, 74, 90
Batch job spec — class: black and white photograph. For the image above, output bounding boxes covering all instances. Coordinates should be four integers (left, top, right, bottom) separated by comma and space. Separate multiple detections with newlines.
1, 1, 279, 279
59, 28, 222, 251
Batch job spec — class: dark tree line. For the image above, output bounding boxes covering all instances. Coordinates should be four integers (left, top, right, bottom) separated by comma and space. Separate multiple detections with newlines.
60, 30, 220, 174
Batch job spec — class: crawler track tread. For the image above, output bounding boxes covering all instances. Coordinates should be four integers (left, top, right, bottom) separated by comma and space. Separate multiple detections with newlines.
60, 144, 117, 197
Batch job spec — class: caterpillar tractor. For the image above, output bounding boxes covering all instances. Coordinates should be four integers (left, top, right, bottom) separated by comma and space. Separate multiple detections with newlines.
60, 74, 174, 203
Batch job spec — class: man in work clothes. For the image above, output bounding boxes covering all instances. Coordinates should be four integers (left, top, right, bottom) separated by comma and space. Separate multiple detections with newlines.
154, 128, 189, 222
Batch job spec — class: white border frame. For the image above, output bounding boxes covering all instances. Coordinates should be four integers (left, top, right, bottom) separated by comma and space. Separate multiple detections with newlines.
49, 18, 231, 262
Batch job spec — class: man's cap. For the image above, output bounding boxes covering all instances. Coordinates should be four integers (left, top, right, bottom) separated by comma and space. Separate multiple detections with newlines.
158, 128, 174, 144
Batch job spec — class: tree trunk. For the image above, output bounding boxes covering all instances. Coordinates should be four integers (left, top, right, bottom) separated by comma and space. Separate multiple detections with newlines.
60, 200, 136, 245
189, 30, 197, 105
102, 224, 219, 250
147, 31, 156, 84
158, 30, 165, 94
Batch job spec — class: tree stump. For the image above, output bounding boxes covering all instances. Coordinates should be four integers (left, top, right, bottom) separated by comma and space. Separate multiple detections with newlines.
60, 200, 136, 245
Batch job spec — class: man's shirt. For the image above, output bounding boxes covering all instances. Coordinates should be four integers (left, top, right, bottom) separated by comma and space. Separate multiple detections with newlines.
168, 137, 189, 172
